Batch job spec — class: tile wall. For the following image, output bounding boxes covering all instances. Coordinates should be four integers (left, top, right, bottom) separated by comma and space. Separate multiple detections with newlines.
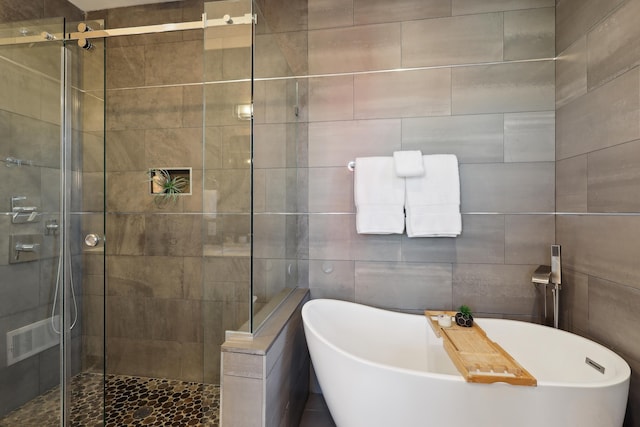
555, 0, 640, 423
303, 0, 557, 321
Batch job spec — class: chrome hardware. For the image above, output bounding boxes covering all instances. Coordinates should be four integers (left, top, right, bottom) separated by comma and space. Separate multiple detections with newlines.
532, 265, 551, 285
4, 157, 33, 167
533, 264, 561, 328
15, 242, 39, 260
10, 196, 39, 224
84, 233, 101, 247
551, 244, 561, 287
533, 245, 562, 329
585, 357, 605, 374
9, 234, 43, 263
45, 219, 59, 235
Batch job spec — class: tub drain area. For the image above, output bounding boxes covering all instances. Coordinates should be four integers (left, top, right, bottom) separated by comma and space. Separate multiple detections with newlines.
585, 357, 606, 374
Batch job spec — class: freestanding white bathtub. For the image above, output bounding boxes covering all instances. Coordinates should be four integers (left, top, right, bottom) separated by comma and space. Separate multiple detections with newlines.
302, 299, 630, 427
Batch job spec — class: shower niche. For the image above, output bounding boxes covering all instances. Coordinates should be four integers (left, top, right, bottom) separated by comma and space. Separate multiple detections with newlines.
148, 168, 192, 195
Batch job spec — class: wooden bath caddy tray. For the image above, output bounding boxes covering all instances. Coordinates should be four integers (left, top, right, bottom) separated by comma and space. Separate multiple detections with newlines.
425, 311, 537, 387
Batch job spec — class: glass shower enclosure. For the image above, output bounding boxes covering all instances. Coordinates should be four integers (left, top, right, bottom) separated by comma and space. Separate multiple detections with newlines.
0, 17, 106, 425
0, 0, 301, 424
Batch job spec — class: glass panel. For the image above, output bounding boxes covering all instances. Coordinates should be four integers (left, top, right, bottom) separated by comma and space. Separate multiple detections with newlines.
203, 0, 254, 380
251, 0, 303, 331
65, 21, 106, 427
0, 17, 107, 426
101, 5, 220, 424
0, 17, 67, 426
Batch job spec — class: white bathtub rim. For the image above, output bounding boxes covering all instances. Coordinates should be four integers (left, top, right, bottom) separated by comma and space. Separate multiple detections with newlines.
302, 298, 631, 389
474, 317, 631, 388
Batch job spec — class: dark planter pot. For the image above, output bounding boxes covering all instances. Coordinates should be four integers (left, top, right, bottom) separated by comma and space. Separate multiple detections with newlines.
455, 312, 473, 327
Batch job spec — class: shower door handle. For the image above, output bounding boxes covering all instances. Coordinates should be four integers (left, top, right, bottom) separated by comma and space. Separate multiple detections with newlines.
84, 233, 102, 247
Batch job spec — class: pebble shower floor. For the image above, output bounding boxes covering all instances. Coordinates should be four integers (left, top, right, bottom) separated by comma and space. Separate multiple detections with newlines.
0, 372, 220, 426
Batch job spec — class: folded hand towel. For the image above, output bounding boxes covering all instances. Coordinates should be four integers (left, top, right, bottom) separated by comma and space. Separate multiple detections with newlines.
354, 156, 405, 234
393, 150, 424, 177
405, 205, 461, 237
405, 154, 461, 237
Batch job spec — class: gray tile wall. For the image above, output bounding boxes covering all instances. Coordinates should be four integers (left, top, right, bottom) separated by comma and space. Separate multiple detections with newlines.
555, 0, 640, 423
304, 0, 555, 323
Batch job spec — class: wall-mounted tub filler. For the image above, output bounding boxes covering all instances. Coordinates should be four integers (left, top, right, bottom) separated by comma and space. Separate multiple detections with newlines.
532, 245, 562, 328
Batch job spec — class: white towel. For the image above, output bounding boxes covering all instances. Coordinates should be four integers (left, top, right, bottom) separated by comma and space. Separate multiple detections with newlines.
354, 157, 405, 234
405, 154, 462, 237
393, 150, 424, 177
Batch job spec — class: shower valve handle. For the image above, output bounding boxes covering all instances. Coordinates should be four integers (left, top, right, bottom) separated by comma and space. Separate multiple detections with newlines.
14, 242, 40, 260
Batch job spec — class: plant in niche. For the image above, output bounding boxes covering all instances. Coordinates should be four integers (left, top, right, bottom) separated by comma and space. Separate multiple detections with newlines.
455, 305, 474, 327
149, 168, 188, 206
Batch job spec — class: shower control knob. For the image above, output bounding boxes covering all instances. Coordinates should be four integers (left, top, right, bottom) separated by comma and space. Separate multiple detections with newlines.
84, 233, 101, 247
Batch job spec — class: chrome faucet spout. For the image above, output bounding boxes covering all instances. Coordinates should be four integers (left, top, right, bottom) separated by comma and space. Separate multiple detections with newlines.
532, 265, 551, 285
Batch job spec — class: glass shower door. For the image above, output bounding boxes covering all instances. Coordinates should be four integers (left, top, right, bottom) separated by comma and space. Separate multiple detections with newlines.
0, 18, 106, 426
64, 20, 106, 427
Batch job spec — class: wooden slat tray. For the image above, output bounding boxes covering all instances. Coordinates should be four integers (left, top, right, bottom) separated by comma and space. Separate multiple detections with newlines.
425, 311, 537, 387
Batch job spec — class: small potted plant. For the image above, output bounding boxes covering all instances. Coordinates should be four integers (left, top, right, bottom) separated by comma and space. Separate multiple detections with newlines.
149, 168, 189, 206
455, 305, 474, 327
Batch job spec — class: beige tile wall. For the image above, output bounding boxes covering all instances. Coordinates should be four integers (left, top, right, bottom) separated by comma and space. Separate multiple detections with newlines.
304, 0, 555, 322
555, 0, 640, 423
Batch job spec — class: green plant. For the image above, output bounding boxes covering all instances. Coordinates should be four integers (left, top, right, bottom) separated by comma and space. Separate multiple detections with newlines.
149, 169, 188, 206
458, 305, 472, 317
